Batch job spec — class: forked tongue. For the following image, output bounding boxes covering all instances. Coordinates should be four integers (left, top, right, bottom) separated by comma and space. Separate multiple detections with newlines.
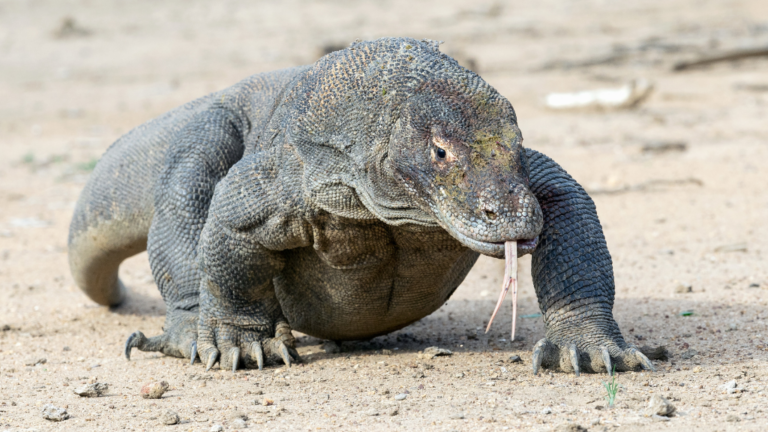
484, 241, 518, 340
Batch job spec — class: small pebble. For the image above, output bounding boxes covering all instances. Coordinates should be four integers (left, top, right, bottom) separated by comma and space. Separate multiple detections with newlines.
394, 393, 407, 401
541, 407, 552, 414
41, 404, 69, 422
25, 358, 47, 367
74, 382, 109, 397
726, 414, 741, 422
420, 346, 452, 359
262, 398, 274, 406
680, 349, 698, 360
231, 418, 247, 429
141, 381, 169, 399
210, 425, 224, 432
448, 412, 465, 419
508, 355, 522, 363
160, 410, 179, 425
647, 394, 676, 417
364, 409, 379, 416
387, 406, 399, 416
555, 423, 587, 432
62, 346, 71, 351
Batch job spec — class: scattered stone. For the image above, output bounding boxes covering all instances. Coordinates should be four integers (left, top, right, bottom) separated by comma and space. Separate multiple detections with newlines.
364, 409, 379, 416
394, 393, 407, 401
448, 412, 465, 419
230, 410, 247, 420
719, 380, 738, 393
141, 381, 169, 399
62, 346, 71, 351
555, 423, 587, 432
455, 372, 465, 378
727, 323, 738, 331
322, 341, 341, 354
419, 346, 452, 359
73, 382, 108, 397
748, 283, 760, 288
680, 349, 698, 360
210, 425, 224, 432
692, 366, 703, 373
642, 141, 687, 155
508, 355, 522, 363
25, 358, 47, 367
262, 398, 274, 406
541, 407, 553, 414
647, 395, 676, 417
674, 283, 693, 294
231, 418, 247, 429
726, 414, 740, 422
160, 410, 179, 425
41, 404, 69, 422
387, 406, 399, 416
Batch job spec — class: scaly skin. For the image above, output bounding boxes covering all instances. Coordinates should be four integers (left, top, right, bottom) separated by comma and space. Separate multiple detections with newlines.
68, 37, 658, 374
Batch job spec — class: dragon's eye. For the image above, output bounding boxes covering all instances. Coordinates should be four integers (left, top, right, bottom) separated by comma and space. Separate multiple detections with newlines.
436, 148, 447, 159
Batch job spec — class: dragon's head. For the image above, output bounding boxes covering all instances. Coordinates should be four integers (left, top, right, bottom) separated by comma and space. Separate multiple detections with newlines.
389, 84, 543, 258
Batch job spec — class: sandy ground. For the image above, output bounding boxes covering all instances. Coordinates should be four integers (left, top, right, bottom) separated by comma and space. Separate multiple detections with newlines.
2, 0, 768, 430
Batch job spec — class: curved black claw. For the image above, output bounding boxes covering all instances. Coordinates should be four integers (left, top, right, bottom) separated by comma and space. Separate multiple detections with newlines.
205, 349, 219, 372
532, 338, 551, 375
190, 342, 198, 365
251, 342, 264, 370
601, 347, 613, 376
568, 344, 580, 377
531, 337, 664, 375
125, 331, 148, 360
231, 348, 240, 373
280, 342, 293, 367
634, 349, 656, 372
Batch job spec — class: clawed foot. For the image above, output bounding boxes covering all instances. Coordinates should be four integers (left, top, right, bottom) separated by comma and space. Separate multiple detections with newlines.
531, 338, 665, 376
197, 319, 300, 372
125, 310, 199, 363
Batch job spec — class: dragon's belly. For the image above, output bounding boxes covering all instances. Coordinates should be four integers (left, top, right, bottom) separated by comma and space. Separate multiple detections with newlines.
273, 219, 479, 340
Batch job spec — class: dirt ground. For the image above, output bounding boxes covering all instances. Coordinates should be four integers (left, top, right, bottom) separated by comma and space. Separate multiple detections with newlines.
2, 0, 768, 430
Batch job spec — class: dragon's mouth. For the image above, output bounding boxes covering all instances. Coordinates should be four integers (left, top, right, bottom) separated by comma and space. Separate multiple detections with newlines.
441, 224, 539, 258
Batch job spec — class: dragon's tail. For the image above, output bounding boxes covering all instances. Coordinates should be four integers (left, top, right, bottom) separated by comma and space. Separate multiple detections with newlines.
68, 130, 162, 306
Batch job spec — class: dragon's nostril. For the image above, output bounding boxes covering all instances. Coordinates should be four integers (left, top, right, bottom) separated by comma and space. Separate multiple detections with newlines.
484, 210, 497, 220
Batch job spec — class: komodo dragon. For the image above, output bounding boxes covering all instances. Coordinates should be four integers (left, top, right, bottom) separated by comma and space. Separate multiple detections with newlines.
68, 37, 658, 375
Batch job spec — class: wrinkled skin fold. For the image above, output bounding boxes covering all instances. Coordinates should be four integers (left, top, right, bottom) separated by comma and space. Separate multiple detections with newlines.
68, 37, 660, 375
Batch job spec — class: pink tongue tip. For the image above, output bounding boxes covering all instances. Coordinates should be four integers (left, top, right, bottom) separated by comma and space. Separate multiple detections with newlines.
484, 241, 518, 340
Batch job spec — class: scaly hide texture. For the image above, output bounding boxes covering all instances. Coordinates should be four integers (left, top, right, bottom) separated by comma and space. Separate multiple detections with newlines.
68, 37, 660, 374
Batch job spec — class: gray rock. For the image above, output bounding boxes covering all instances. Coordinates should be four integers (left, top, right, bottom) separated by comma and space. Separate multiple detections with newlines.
141, 381, 169, 399
541, 407, 553, 414
73, 382, 109, 397
508, 355, 522, 363
421, 346, 452, 359
231, 418, 247, 429
210, 425, 224, 432
41, 404, 69, 422
387, 406, 399, 416
448, 412, 465, 419
720, 380, 737, 390
680, 349, 698, 360
394, 393, 407, 401
160, 410, 180, 425
726, 414, 740, 422
647, 394, 676, 417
